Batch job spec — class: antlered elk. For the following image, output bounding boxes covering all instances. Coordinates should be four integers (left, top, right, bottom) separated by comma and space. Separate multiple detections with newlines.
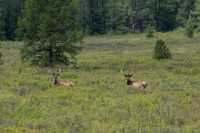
124, 73, 147, 92
53, 73, 74, 88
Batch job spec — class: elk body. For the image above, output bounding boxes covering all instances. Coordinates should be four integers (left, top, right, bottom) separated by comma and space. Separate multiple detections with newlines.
53, 73, 74, 88
124, 73, 147, 92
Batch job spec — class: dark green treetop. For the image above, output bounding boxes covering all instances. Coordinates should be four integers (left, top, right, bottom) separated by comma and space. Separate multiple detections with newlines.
18, 0, 83, 67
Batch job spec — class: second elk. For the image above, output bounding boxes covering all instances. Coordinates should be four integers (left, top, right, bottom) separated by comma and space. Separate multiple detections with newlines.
53, 73, 74, 88
124, 73, 147, 93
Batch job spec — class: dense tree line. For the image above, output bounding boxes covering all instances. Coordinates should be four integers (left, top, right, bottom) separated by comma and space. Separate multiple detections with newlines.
78, 0, 197, 34
0, 0, 199, 40
0, 0, 23, 40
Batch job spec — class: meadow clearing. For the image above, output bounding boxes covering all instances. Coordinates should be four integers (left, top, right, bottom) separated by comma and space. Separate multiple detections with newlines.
1, 30, 200, 132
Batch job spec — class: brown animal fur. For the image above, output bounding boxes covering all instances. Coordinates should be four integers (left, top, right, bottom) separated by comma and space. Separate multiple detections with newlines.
53, 73, 74, 88
124, 73, 147, 92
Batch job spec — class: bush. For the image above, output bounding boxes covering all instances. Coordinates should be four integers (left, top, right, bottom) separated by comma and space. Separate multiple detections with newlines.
154, 39, 172, 59
185, 17, 194, 38
146, 25, 154, 38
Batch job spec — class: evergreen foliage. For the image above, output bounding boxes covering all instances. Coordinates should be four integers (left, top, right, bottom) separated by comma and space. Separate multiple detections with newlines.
177, 0, 196, 26
0, 0, 22, 40
0, 0, 5, 40
19, 0, 83, 67
0, 0, 198, 39
154, 39, 172, 59
0, 42, 2, 64
145, 25, 154, 38
185, 16, 195, 38
0, 15, 5, 40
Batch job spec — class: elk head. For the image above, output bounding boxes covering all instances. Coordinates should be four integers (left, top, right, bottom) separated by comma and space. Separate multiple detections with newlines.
124, 73, 133, 79
53, 72, 60, 85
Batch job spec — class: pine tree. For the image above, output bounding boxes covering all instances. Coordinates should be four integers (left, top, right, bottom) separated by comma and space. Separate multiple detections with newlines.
0, 0, 23, 40
19, 0, 83, 67
0, 42, 2, 64
177, 0, 196, 26
185, 16, 194, 38
145, 24, 154, 38
154, 39, 172, 59
0, 0, 5, 40
107, 0, 129, 33
0, 14, 5, 40
153, 0, 178, 31
87, 0, 107, 34
192, 0, 200, 32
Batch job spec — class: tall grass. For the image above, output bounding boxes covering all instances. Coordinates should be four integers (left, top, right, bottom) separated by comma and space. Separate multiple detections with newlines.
1, 31, 200, 132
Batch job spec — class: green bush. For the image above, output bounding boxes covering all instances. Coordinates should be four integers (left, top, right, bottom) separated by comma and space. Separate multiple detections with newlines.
154, 39, 172, 59
185, 17, 194, 38
146, 25, 154, 38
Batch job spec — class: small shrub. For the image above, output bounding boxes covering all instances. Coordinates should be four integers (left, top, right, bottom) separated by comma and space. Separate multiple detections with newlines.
146, 25, 154, 38
185, 17, 194, 38
154, 39, 172, 59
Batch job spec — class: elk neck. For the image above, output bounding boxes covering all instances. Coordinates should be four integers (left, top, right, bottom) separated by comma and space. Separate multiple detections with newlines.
54, 77, 58, 85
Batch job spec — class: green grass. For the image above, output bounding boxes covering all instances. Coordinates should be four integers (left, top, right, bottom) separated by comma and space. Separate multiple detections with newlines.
1, 31, 200, 132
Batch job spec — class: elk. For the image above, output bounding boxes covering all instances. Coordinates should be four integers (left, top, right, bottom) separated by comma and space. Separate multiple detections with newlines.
53, 73, 74, 88
124, 73, 147, 92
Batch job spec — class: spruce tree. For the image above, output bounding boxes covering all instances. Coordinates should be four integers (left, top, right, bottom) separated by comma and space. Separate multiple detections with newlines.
185, 16, 194, 38
87, 0, 107, 34
177, 0, 195, 26
0, 0, 5, 40
0, 14, 5, 40
145, 24, 154, 38
154, 39, 172, 59
0, 42, 2, 64
18, 0, 83, 67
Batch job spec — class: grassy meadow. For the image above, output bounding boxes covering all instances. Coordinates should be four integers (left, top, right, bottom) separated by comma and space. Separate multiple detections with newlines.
1, 30, 200, 132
